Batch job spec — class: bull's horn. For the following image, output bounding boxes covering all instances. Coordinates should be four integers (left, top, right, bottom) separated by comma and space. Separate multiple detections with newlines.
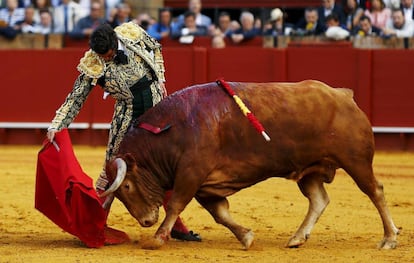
99, 158, 127, 197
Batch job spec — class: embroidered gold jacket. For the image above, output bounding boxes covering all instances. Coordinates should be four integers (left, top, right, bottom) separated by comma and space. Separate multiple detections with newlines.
49, 22, 166, 160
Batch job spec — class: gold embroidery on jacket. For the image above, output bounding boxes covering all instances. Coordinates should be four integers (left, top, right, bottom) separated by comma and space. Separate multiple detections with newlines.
77, 50, 105, 85
50, 75, 93, 131
114, 22, 141, 44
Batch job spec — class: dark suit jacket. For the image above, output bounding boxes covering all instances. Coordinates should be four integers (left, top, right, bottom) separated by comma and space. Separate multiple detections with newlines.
171, 25, 208, 39
294, 18, 326, 36
351, 25, 382, 36
318, 4, 346, 26
226, 27, 261, 40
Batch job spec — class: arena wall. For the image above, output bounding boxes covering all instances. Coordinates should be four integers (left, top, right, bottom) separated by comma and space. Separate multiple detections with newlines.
0, 45, 413, 150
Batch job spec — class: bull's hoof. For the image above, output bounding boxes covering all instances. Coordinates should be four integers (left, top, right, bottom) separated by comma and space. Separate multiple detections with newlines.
241, 230, 254, 250
140, 236, 165, 250
286, 235, 307, 248
377, 239, 398, 249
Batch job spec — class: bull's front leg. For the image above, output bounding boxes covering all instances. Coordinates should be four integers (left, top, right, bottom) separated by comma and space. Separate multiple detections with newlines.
197, 196, 254, 250
142, 185, 199, 249
140, 204, 184, 249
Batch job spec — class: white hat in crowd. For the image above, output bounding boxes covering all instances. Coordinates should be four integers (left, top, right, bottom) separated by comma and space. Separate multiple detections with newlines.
270, 8, 283, 22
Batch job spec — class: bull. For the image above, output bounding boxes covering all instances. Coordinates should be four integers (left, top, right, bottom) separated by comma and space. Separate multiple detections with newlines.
101, 80, 399, 249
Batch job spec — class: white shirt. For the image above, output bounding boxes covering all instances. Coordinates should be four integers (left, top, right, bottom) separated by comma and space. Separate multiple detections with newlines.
0, 7, 25, 26
53, 1, 85, 33
105, 0, 122, 20
402, 5, 414, 22
324, 3, 335, 17
386, 18, 414, 37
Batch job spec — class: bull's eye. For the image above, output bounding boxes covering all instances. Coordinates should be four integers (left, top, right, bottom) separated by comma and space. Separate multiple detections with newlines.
124, 183, 130, 192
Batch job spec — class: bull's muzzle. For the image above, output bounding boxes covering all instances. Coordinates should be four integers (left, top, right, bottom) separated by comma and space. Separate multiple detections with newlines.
138, 208, 159, 227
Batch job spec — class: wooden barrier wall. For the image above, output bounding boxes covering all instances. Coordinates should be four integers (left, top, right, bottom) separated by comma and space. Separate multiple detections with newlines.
0, 46, 413, 150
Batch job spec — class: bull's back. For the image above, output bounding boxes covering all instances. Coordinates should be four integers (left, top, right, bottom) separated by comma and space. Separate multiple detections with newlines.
227, 80, 371, 145
140, 80, 372, 156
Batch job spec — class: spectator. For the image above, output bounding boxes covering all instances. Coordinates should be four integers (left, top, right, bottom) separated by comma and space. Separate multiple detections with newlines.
13, 4, 36, 33
53, 0, 84, 34
76, 0, 93, 16
0, 0, 24, 38
69, 1, 105, 39
383, 0, 401, 9
318, 0, 346, 26
147, 7, 172, 41
208, 12, 236, 47
32, 0, 52, 22
364, 0, 391, 29
218, 11, 233, 32
263, 7, 293, 36
209, 11, 232, 37
211, 35, 226, 48
352, 14, 382, 36
134, 12, 152, 31
254, 15, 262, 31
382, 7, 414, 37
103, 0, 121, 21
326, 12, 347, 28
226, 11, 261, 44
294, 7, 326, 36
172, 0, 211, 34
229, 19, 241, 32
400, 0, 414, 22
344, 0, 364, 31
325, 13, 350, 39
171, 10, 208, 41
211, 34, 225, 48
33, 8, 52, 34
0, 0, 25, 26
107, 2, 131, 28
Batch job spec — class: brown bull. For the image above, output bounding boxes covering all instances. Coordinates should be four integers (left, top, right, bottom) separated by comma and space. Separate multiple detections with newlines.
102, 80, 399, 249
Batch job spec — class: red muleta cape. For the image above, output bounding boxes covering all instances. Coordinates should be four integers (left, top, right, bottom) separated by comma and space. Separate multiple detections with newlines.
35, 129, 106, 248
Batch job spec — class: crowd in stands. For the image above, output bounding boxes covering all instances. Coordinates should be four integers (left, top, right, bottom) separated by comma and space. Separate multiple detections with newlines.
1, 0, 414, 47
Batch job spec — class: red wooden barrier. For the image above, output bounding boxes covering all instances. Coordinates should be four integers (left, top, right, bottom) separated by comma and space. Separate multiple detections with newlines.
1, 47, 413, 149
354, 49, 373, 120
1, 49, 86, 122
286, 46, 358, 92
370, 50, 414, 127
207, 47, 286, 82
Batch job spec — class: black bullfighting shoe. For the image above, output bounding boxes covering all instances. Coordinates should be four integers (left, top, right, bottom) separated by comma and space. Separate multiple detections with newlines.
171, 230, 202, 242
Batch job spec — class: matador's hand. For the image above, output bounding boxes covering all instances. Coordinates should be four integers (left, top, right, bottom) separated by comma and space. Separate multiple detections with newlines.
47, 129, 57, 142
159, 81, 167, 98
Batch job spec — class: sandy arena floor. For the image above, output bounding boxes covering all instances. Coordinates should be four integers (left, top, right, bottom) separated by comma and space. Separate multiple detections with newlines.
0, 145, 413, 262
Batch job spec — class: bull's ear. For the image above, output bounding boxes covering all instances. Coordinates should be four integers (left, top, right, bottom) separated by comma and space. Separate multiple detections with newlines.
124, 153, 136, 170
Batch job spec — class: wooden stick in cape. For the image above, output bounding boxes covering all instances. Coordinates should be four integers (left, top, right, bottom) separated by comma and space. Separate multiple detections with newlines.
216, 78, 271, 142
